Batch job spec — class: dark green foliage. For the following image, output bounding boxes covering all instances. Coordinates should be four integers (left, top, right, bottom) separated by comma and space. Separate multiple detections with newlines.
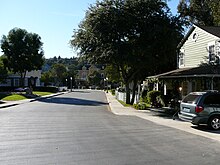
51, 63, 68, 86
0, 28, 44, 86
141, 90, 148, 103
147, 90, 165, 107
88, 70, 102, 86
178, 0, 220, 26
44, 56, 78, 69
134, 102, 150, 110
42, 56, 78, 87
147, 90, 161, 104
0, 56, 8, 83
104, 65, 122, 84
71, 0, 184, 104
111, 89, 115, 95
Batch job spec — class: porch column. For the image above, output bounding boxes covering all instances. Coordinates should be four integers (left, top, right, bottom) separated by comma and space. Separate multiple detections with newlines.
155, 82, 159, 91
164, 83, 167, 95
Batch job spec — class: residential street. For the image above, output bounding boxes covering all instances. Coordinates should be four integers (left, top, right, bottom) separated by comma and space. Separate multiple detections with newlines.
1, 90, 220, 165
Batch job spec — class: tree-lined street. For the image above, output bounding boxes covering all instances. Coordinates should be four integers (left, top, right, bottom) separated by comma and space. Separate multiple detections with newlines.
1, 90, 220, 164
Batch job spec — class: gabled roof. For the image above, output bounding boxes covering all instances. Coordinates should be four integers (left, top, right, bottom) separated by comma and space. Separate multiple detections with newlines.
198, 25, 220, 38
177, 24, 220, 49
148, 66, 220, 79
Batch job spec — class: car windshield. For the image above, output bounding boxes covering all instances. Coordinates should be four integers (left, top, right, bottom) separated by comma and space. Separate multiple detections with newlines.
182, 93, 202, 104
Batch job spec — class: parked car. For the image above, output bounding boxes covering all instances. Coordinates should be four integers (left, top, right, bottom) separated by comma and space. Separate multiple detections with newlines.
178, 91, 220, 130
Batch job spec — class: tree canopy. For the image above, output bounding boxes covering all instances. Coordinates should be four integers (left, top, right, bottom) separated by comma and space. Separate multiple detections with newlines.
1, 28, 44, 86
71, 0, 183, 104
0, 56, 8, 83
177, 0, 220, 26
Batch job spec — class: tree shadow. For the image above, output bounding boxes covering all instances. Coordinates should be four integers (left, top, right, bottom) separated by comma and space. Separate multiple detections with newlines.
142, 108, 177, 120
37, 97, 108, 106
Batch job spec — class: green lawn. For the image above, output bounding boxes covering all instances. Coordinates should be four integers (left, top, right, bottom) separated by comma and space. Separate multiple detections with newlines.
2, 94, 27, 101
0, 91, 53, 101
33, 91, 53, 96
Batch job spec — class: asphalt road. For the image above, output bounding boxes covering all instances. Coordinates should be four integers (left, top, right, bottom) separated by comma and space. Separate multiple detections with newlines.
1, 90, 220, 165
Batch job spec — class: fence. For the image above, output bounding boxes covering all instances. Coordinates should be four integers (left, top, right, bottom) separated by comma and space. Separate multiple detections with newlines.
115, 91, 139, 104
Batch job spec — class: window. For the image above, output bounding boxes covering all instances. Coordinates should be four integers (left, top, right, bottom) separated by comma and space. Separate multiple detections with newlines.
217, 41, 220, 57
209, 45, 215, 62
192, 32, 198, 41
182, 94, 202, 104
14, 79, 20, 87
179, 49, 185, 67
82, 72, 87, 80
208, 41, 218, 64
203, 94, 220, 105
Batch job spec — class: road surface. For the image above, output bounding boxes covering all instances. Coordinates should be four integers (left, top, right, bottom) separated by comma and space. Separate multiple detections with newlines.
0, 90, 220, 165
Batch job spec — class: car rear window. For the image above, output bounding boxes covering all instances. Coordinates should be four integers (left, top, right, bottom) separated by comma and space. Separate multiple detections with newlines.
203, 94, 220, 105
182, 94, 202, 104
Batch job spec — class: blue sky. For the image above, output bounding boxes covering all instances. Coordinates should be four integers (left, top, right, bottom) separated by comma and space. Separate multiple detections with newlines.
0, 0, 179, 59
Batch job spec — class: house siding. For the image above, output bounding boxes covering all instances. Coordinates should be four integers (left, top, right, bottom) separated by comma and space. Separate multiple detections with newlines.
180, 25, 220, 68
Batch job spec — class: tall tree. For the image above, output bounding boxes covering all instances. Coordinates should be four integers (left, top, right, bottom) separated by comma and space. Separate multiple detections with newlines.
51, 63, 68, 86
0, 56, 8, 83
71, 0, 183, 104
1, 28, 44, 87
178, 0, 220, 26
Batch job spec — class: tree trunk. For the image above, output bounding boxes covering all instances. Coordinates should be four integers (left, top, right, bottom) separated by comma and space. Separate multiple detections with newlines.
130, 80, 137, 105
125, 83, 131, 104
19, 71, 26, 87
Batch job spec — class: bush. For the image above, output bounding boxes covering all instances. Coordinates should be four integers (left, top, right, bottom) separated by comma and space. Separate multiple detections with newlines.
141, 90, 148, 103
147, 90, 161, 104
134, 102, 150, 110
111, 89, 115, 95
147, 90, 165, 108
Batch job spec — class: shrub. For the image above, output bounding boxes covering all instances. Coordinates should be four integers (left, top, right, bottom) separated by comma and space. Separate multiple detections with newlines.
111, 89, 115, 95
147, 90, 161, 104
141, 90, 148, 103
134, 102, 150, 110
146, 90, 165, 107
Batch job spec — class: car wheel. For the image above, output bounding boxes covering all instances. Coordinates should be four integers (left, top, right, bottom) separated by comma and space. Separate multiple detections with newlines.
208, 116, 220, 130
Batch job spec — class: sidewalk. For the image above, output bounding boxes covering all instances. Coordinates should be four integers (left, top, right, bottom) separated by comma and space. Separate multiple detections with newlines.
105, 92, 220, 142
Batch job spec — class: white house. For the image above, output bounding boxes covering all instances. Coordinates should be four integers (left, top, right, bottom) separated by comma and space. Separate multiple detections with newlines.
0, 70, 42, 87
147, 24, 220, 97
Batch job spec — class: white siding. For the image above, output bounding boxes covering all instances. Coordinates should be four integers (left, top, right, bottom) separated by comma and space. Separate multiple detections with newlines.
179, 26, 220, 68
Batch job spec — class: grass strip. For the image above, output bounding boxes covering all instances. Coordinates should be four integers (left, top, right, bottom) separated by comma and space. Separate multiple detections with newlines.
2, 94, 27, 101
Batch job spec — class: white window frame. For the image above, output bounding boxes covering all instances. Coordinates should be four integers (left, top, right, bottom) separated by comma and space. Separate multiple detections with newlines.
192, 32, 199, 42
208, 41, 216, 63
179, 49, 185, 67
216, 40, 220, 58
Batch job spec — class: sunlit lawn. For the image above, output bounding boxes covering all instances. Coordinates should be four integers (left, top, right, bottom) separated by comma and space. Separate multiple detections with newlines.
2, 94, 27, 101
0, 91, 53, 101
33, 91, 53, 96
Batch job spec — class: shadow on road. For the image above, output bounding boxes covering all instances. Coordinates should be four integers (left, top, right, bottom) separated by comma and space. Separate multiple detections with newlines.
37, 97, 108, 106
191, 125, 220, 134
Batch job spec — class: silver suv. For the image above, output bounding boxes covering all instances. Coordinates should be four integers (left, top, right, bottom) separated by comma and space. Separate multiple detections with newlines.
178, 91, 220, 130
